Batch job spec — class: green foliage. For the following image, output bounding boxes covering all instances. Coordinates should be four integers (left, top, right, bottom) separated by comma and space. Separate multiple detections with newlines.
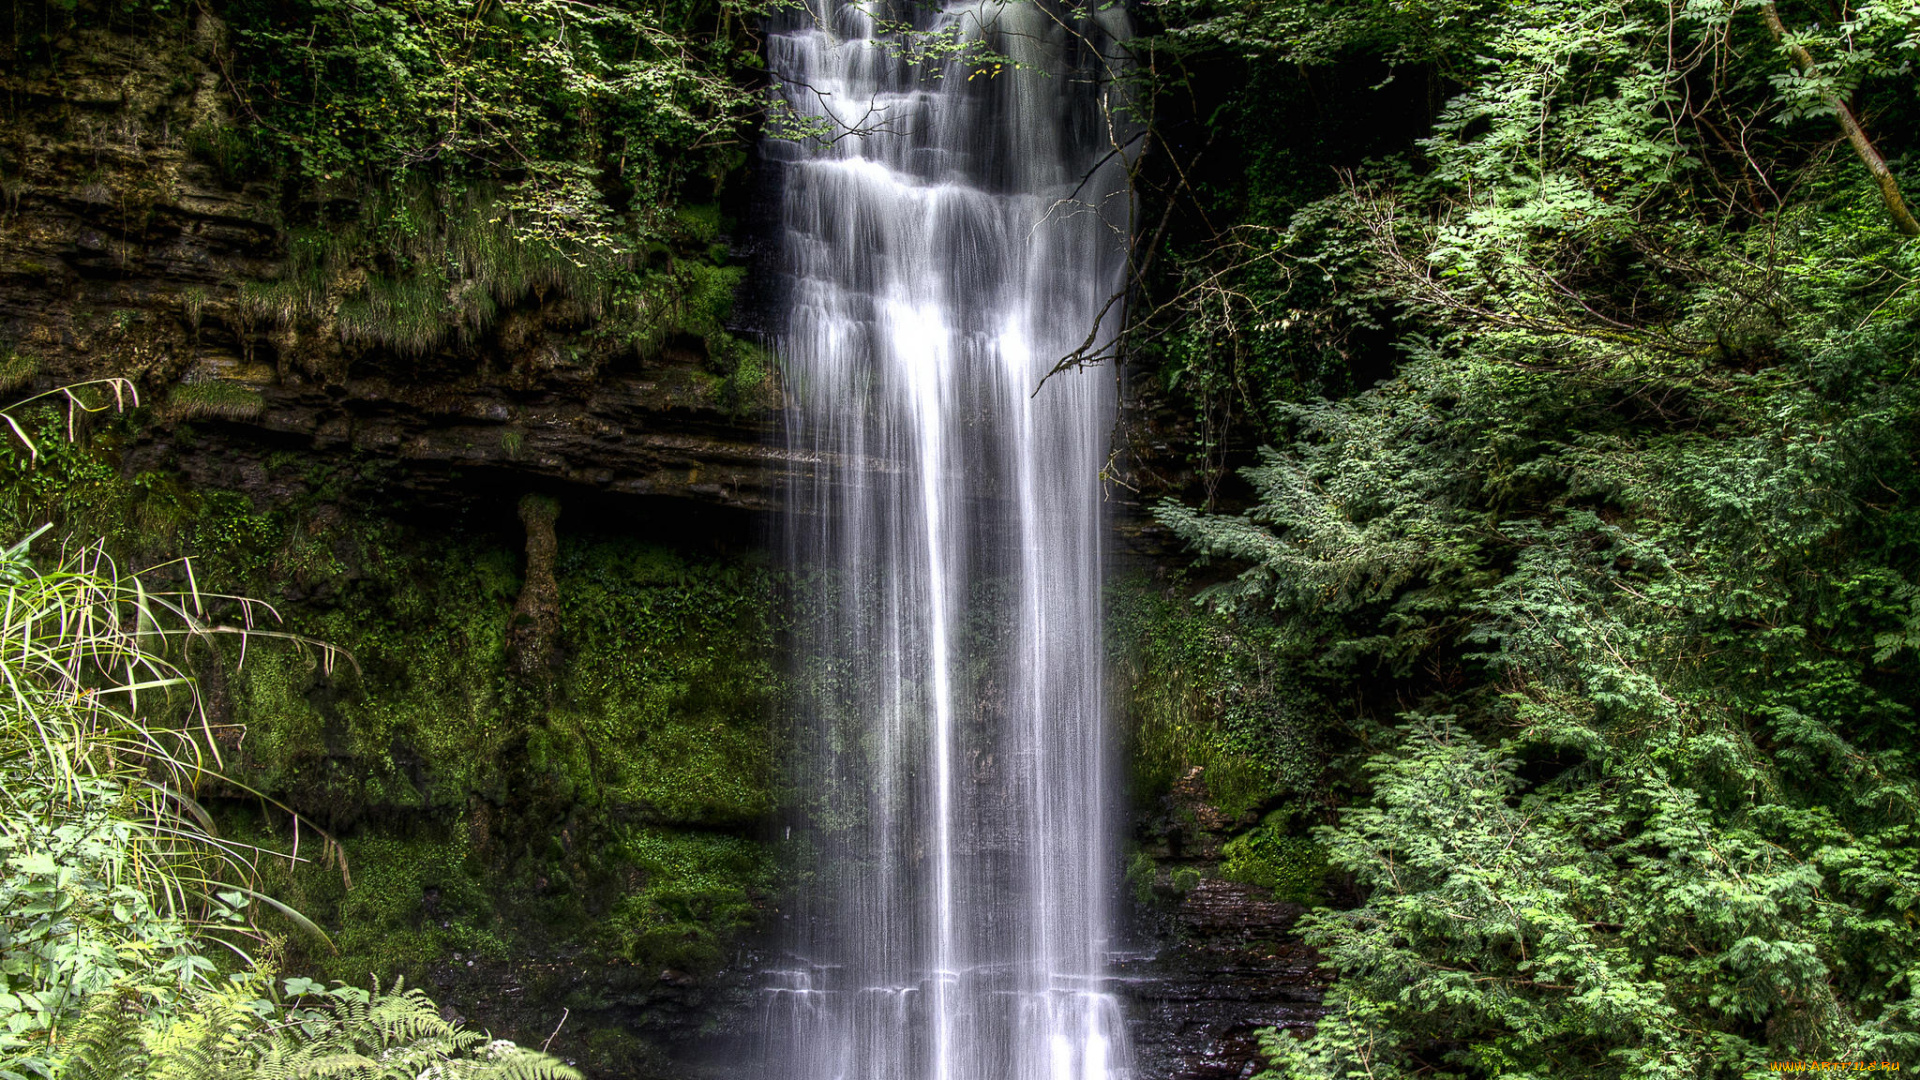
1125, 849, 1158, 905
0, 416, 131, 546
1755, 0, 1920, 126
217, 0, 768, 252
7, 0, 775, 387
714, 337, 775, 413
0, 780, 210, 1079
59, 972, 581, 1079
1127, 0, 1920, 479
1110, 580, 1318, 820
0, 525, 343, 1078
1145, 0, 1920, 1071
230, 186, 764, 376
1158, 0, 1498, 70
5, 0, 774, 370
1170, 274, 1920, 1071
237, 192, 630, 357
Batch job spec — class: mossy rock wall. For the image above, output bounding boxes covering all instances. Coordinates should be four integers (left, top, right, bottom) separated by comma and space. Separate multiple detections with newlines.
1109, 574, 1332, 913
0, 413, 782, 1078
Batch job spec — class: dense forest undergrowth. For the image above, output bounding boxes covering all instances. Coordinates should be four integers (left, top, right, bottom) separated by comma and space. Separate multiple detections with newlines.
1121, 0, 1920, 1072
2, 0, 1919, 1074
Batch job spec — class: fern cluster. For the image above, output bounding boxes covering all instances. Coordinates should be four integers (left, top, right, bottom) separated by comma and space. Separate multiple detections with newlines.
59, 977, 580, 1080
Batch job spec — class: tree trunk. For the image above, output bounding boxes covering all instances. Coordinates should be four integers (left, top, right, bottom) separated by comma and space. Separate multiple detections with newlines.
1763, 1, 1920, 236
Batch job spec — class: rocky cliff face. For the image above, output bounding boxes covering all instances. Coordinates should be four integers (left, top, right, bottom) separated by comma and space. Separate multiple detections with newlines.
3, 20, 271, 378
2, 16, 804, 519
1, 11, 1221, 528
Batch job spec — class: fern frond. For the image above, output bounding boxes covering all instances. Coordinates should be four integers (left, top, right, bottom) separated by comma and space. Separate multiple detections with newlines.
58, 999, 151, 1080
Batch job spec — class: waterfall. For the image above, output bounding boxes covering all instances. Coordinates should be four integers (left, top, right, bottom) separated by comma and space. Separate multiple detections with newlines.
761, 0, 1135, 1077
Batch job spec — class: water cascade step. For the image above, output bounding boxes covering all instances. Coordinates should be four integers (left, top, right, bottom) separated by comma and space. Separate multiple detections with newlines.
760, 1, 1137, 1077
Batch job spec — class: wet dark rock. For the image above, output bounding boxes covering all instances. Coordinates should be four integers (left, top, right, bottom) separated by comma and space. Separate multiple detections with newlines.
127, 363, 804, 513
509, 494, 563, 675
1117, 886, 1328, 1080
1117, 947, 1325, 1079
423, 950, 766, 1072
1120, 764, 1331, 1078
1178, 880, 1305, 939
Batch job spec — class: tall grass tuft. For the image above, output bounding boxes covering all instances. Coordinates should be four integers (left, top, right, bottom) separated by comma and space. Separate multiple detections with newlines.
0, 527, 347, 1072
163, 382, 266, 422
236, 229, 347, 331
336, 268, 450, 355
0, 350, 38, 396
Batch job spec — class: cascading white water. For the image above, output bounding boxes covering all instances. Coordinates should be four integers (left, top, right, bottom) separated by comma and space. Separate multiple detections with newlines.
760, 1, 1135, 1078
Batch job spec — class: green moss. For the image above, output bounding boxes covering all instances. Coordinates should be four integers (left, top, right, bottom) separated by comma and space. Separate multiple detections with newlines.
230, 646, 331, 767
184, 121, 262, 186
675, 262, 744, 339
1109, 578, 1320, 821
604, 826, 773, 971
181, 489, 285, 579
550, 543, 775, 813
1219, 813, 1330, 905
1125, 849, 1158, 904
0, 437, 782, 1027
580, 1029, 669, 1079
190, 500, 780, 988
342, 833, 505, 973
236, 815, 509, 982
714, 337, 776, 414
673, 203, 723, 245
211, 527, 780, 821
214, 529, 515, 805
